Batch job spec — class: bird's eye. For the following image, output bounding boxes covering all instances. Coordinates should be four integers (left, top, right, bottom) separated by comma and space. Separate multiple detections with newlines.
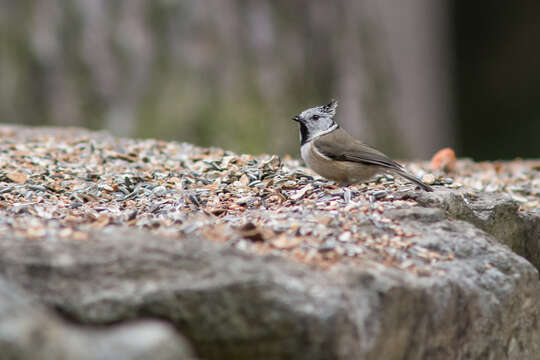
312, 115, 320, 120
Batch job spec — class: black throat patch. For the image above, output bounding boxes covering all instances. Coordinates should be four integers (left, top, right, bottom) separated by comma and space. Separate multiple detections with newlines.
299, 123, 310, 145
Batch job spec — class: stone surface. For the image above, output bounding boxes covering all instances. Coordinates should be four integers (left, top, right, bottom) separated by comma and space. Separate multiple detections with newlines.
409, 188, 540, 270
0, 126, 539, 359
0, 277, 197, 360
0, 206, 538, 360
522, 212, 540, 270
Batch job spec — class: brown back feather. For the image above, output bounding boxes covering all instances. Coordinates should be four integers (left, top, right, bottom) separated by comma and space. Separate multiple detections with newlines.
313, 128, 405, 171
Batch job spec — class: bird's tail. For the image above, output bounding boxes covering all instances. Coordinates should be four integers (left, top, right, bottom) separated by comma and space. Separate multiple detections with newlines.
393, 169, 433, 192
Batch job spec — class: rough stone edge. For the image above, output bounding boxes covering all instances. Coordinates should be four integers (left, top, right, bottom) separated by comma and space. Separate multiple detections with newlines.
1, 223, 539, 359
407, 188, 540, 270
0, 277, 198, 360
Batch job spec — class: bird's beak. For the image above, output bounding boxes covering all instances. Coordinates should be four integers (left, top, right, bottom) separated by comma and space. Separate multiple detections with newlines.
292, 115, 301, 122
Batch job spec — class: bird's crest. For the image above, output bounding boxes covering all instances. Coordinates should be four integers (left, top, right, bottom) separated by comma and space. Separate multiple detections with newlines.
320, 99, 338, 116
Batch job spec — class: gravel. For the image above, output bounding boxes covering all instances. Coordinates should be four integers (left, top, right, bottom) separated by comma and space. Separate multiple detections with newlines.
0, 124, 538, 274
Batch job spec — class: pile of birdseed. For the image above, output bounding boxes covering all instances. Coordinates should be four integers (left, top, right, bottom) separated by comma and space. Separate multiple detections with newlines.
0, 125, 538, 273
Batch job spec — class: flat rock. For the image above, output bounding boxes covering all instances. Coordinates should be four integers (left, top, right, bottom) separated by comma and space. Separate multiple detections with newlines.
0, 207, 538, 360
0, 277, 197, 360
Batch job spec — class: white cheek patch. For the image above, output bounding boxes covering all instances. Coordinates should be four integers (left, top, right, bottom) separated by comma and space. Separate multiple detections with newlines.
300, 123, 338, 146
315, 123, 338, 139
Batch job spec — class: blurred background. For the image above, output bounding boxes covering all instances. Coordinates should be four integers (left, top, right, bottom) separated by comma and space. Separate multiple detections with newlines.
0, 0, 539, 161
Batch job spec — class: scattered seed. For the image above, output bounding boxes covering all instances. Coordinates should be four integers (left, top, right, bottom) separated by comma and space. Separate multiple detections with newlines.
1, 125, 534, 274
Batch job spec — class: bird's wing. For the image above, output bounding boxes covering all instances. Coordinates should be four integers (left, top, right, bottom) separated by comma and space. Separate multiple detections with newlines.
313, 128, 405, 171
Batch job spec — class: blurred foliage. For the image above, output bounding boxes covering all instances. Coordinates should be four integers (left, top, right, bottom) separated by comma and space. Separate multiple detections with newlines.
1, 0, 338, 156
1, 0, 538, 159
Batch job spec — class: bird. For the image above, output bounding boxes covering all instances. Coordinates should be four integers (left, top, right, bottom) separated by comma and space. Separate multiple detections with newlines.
292, 100, 433, 191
